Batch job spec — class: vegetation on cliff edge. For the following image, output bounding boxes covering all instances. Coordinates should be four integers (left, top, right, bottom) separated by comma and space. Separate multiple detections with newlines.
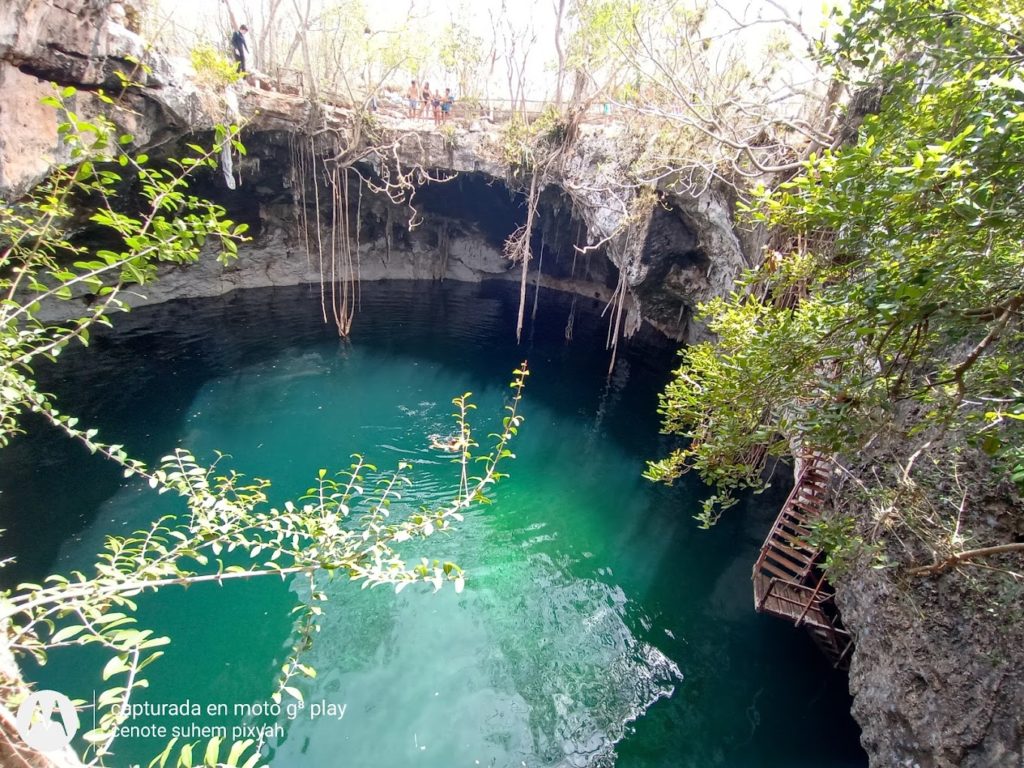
648, 0, 1024, 584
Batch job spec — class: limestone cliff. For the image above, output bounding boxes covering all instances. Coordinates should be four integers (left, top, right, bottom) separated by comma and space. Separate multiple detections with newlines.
0, 0, 214, 198
833, 440, 1024, 768
1, 0, 757, 344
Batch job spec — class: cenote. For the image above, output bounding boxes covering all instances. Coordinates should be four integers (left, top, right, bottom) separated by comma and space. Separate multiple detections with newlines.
0, 280, 866, 767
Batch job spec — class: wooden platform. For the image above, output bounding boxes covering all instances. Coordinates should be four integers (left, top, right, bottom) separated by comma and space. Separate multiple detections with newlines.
752, 456, 853, 668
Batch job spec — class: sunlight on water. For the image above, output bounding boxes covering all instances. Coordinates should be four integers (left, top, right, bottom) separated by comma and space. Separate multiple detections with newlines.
0, 282, 865, 767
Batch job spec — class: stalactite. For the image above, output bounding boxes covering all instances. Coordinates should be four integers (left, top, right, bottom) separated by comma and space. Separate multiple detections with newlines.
565, 295, 576, 342
220, 141, 236, 190
328, 164, 339, 332
384, 201, 393, 265
602, 229, 634, 377
531, 230, 545, 322
289, 134, 312, 271
314, 161, 361, 338
503, 111, 577, 345
565, 220, 582, 343
513, 173, 540, 344
550, 215, 562, 274
337, 168, 355, 336
309, 136, 327, 325
437, 221, 450, 281
355, 178, 363, 310
605, 272, 628, 376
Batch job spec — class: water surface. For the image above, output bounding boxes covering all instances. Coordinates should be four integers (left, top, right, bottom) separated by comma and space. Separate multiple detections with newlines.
0, 281, 866, 767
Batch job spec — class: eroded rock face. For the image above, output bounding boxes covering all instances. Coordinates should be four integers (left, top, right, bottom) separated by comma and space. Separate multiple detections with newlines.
838, 561, 1024, 768
639, 189, 750, 344
832, 437, 1024, 768
0, 0, 755, 341
0, 63, 59, 194
551, 126, 756, 342
0, 0, 144, 86
1, 0, 139, 195
0, 0, 228, 198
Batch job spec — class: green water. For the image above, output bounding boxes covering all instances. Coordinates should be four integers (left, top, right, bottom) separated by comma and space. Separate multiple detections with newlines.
0, 281, 865, 768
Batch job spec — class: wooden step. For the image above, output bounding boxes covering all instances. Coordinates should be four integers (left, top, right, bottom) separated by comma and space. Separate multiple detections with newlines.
763, 546, 813, 574
776, 517, 814, 539
800, 482, 830, 495
793, 498, 826, 512
755, 558, 800, 581
761, 554, 805, 579
774, 512, 806, 528
776, 516, 812, 534
765, 535, 815, 561
766, 525, 813, 550
796, 482, 828, 496
782, 501, 815, 518
797, 486, 829, 500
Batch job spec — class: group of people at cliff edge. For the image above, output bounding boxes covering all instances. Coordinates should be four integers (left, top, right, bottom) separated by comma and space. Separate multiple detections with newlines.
407, 81, 455, 126
229, 26, 456, 127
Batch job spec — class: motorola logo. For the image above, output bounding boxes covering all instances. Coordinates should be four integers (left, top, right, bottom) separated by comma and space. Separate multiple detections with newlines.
15, 690, 79, 752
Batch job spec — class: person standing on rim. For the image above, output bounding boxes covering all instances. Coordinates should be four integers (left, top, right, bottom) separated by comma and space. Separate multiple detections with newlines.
441, 88, 454, 122
407, 79, 419, 118
420, 82, 432, 118
231, 24, 249, 73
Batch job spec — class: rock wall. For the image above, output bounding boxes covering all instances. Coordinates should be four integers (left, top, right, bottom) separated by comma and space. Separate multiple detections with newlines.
833, 440, 1024, 768
126, 119, 753, 342
0, 0, 757, 343
838, 560, 1024, 768
0, 0, 213, 198
554, 127, 756, 344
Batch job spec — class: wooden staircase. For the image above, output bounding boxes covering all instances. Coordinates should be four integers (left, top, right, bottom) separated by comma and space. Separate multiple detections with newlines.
752, 456, 853, 668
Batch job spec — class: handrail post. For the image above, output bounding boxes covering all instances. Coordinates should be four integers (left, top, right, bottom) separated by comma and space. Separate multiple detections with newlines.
794, 569, 829, 627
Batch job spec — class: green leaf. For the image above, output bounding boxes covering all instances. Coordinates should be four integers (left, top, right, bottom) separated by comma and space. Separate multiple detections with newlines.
50, 624, 85, 643
203, 735, 221, 766
102, 654, 130, 680
226, 739, 254, 766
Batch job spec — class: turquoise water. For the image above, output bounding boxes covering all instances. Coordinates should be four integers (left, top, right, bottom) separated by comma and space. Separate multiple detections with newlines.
0, 281, 865, 767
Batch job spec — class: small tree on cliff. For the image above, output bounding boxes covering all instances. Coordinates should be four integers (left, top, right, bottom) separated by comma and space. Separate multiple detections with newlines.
561, 0, 830, 195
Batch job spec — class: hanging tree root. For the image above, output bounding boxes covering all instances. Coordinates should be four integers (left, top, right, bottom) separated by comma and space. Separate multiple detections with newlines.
290, 109, 458, 337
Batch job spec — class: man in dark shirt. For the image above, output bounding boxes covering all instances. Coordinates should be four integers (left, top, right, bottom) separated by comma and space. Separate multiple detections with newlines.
231, 25, 249, 73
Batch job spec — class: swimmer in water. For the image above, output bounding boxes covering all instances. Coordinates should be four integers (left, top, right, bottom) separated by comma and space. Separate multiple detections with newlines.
428, 433, 468, 452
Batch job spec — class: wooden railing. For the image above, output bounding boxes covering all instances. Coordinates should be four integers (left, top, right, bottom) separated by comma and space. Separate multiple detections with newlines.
249, 75, 620, 127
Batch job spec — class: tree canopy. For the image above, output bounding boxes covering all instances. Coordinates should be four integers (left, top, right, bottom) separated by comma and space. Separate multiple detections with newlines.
647, 0, 1024, 570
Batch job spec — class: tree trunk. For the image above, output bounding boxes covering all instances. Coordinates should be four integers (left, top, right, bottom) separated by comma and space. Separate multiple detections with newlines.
291, 0, 317, 101
553, 0, 567, 107
259, 0, 284, 72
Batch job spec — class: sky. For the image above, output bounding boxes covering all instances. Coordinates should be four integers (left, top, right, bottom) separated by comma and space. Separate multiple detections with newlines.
145, 0, 842, 102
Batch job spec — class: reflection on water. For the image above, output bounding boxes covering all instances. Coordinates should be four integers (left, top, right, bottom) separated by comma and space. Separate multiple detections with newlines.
0, 281, 866, 767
